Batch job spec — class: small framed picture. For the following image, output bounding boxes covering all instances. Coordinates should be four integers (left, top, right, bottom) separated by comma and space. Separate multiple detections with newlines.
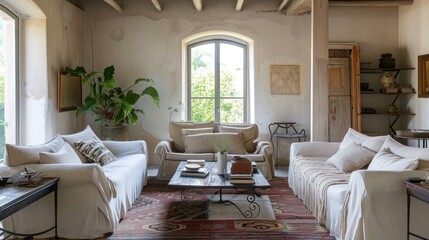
57, 70, 82, 112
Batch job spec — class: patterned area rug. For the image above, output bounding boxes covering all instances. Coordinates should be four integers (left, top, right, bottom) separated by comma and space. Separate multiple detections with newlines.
109, 177, 334, 240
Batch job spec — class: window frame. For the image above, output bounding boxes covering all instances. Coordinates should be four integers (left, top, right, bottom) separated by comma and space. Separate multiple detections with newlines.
0, 4, 20, 160
186, 38, 248, 123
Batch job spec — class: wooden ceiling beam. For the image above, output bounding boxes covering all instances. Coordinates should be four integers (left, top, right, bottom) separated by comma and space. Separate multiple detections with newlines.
193, 0, 203, 11
104, 0, 122, 13
285, 0, 311, 15
278, 0, 292, 11
329, 0, 414, 7
236, 0, 244, 11
150, 0, 162, 11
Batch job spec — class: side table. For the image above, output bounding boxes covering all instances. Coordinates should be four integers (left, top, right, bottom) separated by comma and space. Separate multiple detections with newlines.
0, 178, 59, 239
404, 180, 429, 240
268, 122, 306, 166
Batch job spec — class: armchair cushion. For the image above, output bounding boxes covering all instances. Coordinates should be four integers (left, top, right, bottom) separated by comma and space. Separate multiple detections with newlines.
169, 121, 214, 152
5, 135, 65, 167
39, 142, 81, 164
218, 124, 258, 153
184, 132, 246, 154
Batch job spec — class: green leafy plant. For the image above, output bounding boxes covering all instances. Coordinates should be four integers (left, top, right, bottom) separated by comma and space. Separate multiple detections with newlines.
66, 65, 160, 126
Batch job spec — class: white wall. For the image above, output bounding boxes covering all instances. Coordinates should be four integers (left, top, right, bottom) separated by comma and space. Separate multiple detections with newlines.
399, 0, 429, 131
79, 0, 312, 165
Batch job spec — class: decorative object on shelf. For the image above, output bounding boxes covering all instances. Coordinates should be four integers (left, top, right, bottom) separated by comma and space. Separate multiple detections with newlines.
387, 104, 399, 113
418, 54, 429, 98
400, 84, 415, 93
379, 53, 396, 69
66, 65, 160, 140
385, 87, 399, 94
360, 82, 369, 91
380, 71, 394, 88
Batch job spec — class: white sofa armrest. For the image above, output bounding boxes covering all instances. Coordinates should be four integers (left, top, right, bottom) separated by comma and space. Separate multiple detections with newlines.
103, 140, 148, 157
0, 163, 115, 200
290, 141, 340, 159
342, 170, 427, 240
155, 140, 173, 156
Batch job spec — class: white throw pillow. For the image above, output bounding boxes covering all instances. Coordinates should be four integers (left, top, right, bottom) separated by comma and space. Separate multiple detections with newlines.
74, 137, 116, 166
339, 128, 369, 150
326, 142, 376, 173
183, 132, 246, 154
61, 125, 101, 163
361, 135, 388, 153
368, 148, 419, 171
39, 143, 81, 164
380, 136, 429, 170
5, 135, 65, 167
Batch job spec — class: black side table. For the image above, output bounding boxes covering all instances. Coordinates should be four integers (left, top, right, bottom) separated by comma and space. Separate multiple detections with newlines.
0, 177, 59, 239
269, 122, 306, 166
404, 180, 429, 240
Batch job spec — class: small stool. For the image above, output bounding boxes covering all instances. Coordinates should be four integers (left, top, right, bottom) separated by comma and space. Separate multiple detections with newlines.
269, 122, 307, 166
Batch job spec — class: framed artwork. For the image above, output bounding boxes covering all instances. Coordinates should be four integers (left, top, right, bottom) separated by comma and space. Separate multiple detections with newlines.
418, 54, 429, 98
270, 64, 300, 95
57, 70, 82, 112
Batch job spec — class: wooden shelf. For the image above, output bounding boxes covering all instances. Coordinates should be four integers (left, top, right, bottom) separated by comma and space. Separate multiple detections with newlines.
359, 112, 416, 116
360, 92, 416, 95
360, 67, 415, 73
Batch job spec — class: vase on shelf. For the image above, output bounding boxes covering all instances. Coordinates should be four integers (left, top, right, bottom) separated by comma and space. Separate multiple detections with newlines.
216, 152, 228, 176
379, 53, 396, 69
380, 71, 394, 88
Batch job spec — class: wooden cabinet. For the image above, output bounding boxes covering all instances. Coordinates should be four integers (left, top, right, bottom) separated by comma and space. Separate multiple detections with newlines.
358, 68, 416, 136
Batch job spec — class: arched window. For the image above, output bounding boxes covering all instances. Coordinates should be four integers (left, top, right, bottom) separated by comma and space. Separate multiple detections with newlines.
187, 38, 248, 123
0, 5, 18, 160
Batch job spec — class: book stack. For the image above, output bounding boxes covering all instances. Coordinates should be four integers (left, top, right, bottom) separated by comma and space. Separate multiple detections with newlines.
229, 173, 255, 185
180, 164, 209, 178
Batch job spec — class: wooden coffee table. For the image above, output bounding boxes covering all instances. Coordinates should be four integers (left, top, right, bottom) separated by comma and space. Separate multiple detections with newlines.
168, 161, 271, 218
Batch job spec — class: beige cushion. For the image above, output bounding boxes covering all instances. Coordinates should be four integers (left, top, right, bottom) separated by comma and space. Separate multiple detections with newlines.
339, 128, 369, 150
181, 127, 214, 136
368, 148, 419, 171
184, 132, 246, 154
361, 135, 388, 152
326, 142, 376, 173
379, 136, 429, 170
5, 135, 65, 167
39, 143, 81, 164
61, 125, 101, 163
218, 124, 258, 153
166, 152, 216, 161
74, 136, 116, 166
169, 121, 214, 152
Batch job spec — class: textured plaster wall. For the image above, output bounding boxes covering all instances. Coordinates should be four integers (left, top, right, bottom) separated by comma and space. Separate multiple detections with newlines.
78, 0, 312, 165
399, 0, 429, 133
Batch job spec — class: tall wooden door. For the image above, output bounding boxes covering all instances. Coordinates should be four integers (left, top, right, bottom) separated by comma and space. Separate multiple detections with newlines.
328, 58, 351, 142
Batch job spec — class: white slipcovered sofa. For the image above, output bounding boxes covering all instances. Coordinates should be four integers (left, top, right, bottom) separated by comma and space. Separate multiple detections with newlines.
0, 126, 148, 239
289, 128, 429, 240
155, 121, 273, 180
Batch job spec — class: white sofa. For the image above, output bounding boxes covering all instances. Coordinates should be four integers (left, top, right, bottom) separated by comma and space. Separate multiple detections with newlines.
155, 121, 273, 180
289, 129, 429, 240
0, 126, 148, 239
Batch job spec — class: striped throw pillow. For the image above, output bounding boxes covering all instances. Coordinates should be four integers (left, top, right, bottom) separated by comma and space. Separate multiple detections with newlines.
74, 137, 116, 166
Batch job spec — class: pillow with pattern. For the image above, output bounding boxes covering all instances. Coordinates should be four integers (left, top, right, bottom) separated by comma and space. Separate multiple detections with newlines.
74, 137, 116, 166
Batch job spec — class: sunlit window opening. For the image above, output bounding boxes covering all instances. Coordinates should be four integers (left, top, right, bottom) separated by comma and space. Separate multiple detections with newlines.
0, 6, 18, 160
188, 39, 247, 123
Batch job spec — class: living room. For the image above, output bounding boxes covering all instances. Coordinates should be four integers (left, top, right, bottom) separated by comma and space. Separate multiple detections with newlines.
0, 0, 429, 239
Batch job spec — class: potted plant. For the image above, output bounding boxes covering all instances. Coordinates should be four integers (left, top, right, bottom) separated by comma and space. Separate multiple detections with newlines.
66, 65, 160, 140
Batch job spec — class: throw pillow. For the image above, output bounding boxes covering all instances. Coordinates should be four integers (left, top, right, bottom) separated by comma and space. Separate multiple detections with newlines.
218, 124, 258, 153
169, 121, 215, 152
61, 125, 101, 163
339, 128, 369, 150
379, 136, 429, 170
361, 135, 388, 153
74, 137, 116, 166
181, 127, 214, 136
5, 135, 65, 167
183, 132, 246, 154
39, 143, 81, 164
326, 142, 376, 173
368, 148, 419, 171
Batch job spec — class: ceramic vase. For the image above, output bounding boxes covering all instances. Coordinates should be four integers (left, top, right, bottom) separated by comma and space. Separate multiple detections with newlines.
379, 53, 396, 69
100, 123, 129, 141
216, 152, 228, 175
